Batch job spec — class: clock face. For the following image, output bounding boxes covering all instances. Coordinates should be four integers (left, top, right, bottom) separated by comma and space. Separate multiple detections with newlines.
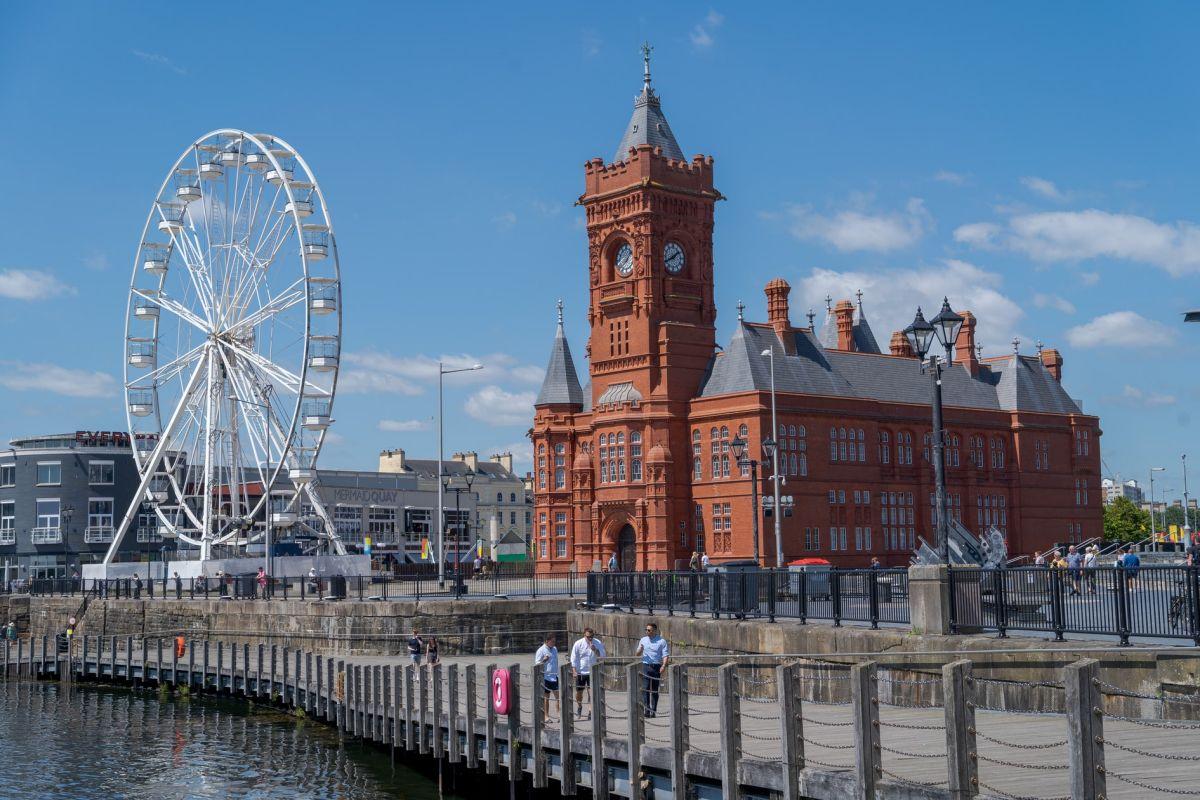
664, 241, 685, 274
615, 243, 634, 277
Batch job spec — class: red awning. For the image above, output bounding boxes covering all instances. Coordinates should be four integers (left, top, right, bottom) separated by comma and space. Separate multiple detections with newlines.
787, 558, 832, 566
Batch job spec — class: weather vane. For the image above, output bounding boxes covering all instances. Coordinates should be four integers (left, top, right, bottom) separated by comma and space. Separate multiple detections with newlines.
556, 298, 563, 324
736, 300, 745, 321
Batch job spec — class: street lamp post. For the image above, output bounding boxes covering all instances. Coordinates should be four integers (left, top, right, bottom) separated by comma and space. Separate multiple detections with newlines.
760, 347, 784, 567
437, 361, 484, 588
1183, 455, 1192, 542
731, 435, 761, 566
1150, 466, 1166, 543
443, 471, 475, 598
904, 298, 965, 565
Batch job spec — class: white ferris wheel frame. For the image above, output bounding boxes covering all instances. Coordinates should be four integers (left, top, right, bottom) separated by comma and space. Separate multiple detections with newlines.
104, 129, 345, 565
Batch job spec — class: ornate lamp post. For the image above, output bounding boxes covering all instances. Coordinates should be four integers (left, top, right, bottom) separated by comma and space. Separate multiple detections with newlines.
904, 298, 964, 564
436, 361, 483, 588
731, 435, 760, 565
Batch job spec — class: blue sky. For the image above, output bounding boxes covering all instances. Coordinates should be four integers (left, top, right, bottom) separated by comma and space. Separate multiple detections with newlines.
2, 2, 1199, 500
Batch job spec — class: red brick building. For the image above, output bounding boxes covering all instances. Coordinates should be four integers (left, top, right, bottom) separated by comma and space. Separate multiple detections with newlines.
531, 61, 1101, 572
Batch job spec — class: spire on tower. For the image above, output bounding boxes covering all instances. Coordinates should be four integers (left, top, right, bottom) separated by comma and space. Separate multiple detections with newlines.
613, 42, 684, 162
736, 300, 745, 321
641, 41, 653, 92
556, 298, 564, 325
535, 301, 584, 408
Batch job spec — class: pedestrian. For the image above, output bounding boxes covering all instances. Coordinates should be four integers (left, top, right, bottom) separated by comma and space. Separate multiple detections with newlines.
132, 573, 142, 599
700, 552, 710, 570
688, 551, 700, 572
607, 552, 618, 573
634, 621, 669, 718
307, 566, 319, 595
1034, 550, 1045, 567
1082, 546, 1098, 594
1121, 546, 1141, 592
4, 621, 15, 641
570, 627, 606, 718
473, 554, 483, 578
534, 633, 560, 719
173, 571, 182, 600
407, 629, 424, 665
1065, 546, 1083, 595
426, 635, 440, 667
256, 567, 268, 599
1186, 535, 1200, 567
869, 557, 882, 570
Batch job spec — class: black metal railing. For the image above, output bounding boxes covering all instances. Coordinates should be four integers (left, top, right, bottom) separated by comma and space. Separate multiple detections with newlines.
948, 565, 1200, 646
24, 564, 578, 602
586, 568, 911, 628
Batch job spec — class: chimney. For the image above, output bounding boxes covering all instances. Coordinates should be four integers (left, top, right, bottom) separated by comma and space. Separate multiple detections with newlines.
490, 452, 514, 472
834, 300, 855, 351
1041, 348, 1063, 381
452, 451, 480, 470
889, 331, 915, 357
764, 278, 795, 354
954, 310, 979, 376
378, 448, 406, 473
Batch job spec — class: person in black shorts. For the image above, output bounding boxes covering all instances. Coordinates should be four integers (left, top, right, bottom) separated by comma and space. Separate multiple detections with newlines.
534, 633, 560, 719
569, 627, 606, 718
407, 629, 423, 665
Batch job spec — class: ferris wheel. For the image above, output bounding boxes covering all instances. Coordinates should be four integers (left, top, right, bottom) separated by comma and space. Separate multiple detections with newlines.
103, 129, 344, 564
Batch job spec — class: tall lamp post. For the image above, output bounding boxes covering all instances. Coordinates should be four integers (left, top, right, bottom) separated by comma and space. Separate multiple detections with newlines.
437, 361, 483, 588
904, 298, 964, 564
442, 470, 475, 597
1150, 466, 1166, 542
730, 435, 762, 566
1183, 454, 1192, 544
760, 347, 785, 567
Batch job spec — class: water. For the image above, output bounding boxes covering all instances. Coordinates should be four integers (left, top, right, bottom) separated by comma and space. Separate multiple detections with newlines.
0, 681, 454, 799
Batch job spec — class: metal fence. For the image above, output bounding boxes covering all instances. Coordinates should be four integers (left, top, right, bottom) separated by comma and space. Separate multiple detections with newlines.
24, 564, 581, 602
586, 568, 911, 628
948, 565, 1200, 645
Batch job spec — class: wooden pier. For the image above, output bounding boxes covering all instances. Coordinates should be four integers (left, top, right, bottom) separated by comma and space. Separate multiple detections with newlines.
5, 635, 1200, 800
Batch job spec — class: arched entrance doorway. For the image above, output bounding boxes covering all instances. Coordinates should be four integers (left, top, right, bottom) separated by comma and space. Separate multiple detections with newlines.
617, 525, 636, 572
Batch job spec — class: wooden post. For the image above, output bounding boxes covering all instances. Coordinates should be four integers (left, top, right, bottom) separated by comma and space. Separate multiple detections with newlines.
155, 638, 163, 684
627, 661, 646, 799
508, 663, 522, 782
344, 663, 354, 734
336, 660, 346, 730
270, 645, 278, 699
230, 641, 238, 693
282, 648, 291, 705
404, 664, 417, 752
466, 664, 479, 769
1065, 659, 1106, 800
326, 658, 336, 723
778, 663, 803, 800
432, 663, 445, 757
257, 644, 265, 697
391, 664, 402, 749
850, 661, 881, 800
110, 636, 117, 683
305, 652, 314, 714
532, 663, 547, 788
383, 664, 393, 745
140, 637, 148, 684
188, 639, 195, 688
717, 663, 740, 800
943, 660, 979, 799
356, 664, 366, 735
591, 664, 609, 800
560, 662, 576, 796
418, 664, 429, 754
125, 635, 134, 683
669, 664, 689, 800
295, 650, 302, 707
448, 664, 461, 763
486, 665, 499, 774
169, 638, 178, 687
80, 636, 89, 680
363, 663, 373, 738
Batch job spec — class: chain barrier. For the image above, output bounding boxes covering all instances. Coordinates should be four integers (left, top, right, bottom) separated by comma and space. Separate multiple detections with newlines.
977, 754, 1066, 771
740, 709, 781, 722
735, 674, 777, 687
879, 697, 941, 709
878, 675, 942, 686
976, 678, 1063, 690
804, 756, 854, 770
881, 768, 947, 788
1107, 771, 1200, 795
1105, 714, 1200, 729
741, 730, 783, 742
802, 717, 855, 727
975, 704, 1066, 716
1103, 738, 1200, 761
802, 736, 856, 750
690, 724, 724, 735
880, 744, 946, 759
1100, 681, 1200, 706
878, 719, 944, 731
977, 780, 1069, 800
976, 732, 1067, 750
741, 695, 777, 704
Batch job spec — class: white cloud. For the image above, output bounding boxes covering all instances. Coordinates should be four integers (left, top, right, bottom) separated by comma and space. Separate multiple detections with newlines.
491, 440, 534, 472
1118, 384, 1176, 408
1032, 293, 1076, 315
952, 222, 1000, 247
0, 269, 75, 300
1020, 176, 1066, 202
378, 418, 431, 433
933, 170, 968, 186
786, 198, 931, 253
337, 369, 423, 396
582, 29, 602, 58
341, 350, 541, 393
465, 386, 536, 427
799, 258, 1024, 351
493, 211, 518, 231
958, 209, 1200, 276
1064, 311, 1174, 349
83, 252, 109, 271
1079, 271, 1101, 286
132, 50, 187, 75
690, 9, 724, 48
0, 362, 117, 398
511, 365, 545, 384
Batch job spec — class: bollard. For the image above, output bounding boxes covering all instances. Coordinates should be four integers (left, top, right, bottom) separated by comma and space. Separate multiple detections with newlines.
850, 661, 880, 800
778, 662, 804, 800
466, 664, 479, 768
942, 659, 979, 799
669, 663, 689, 800
531, 663, 546, 788
717, 663, 740, 800
559, 662, 576, 795
507, 663, 522, 782
1065, 659, 1106, 800
590, 663, 608, 800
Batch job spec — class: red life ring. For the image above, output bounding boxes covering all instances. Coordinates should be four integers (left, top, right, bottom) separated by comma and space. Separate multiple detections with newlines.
492, 667, 512, 714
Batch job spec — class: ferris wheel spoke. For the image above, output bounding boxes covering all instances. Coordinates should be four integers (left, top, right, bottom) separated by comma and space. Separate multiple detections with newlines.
224, 338, 332, 398
166, 229, 217, 326
134, 288, 211, 336
229, 277, 306, 334
133, 340, 207, 386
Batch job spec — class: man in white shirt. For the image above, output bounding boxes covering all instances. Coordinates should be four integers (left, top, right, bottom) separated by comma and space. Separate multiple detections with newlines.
634, 622, 670, 718
569, 627, 607, 718
700, 553, 711, 570
533, 633, 560, 719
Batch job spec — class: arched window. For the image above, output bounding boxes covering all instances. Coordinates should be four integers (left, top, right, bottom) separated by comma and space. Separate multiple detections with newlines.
496, 492, 503, 503
616, 432, 625, 445
857, 429, 866, 462
839, 427, 848, 462
721, 454, 730, 477
692, 430, 703, 479
630, 431, 642, 482
991, 438, 1005, 470
631, 431, 641, 444
510, 492, 517, 503
830, 427, 839, 462
880, 431, 891, 465
738, 423, 748, 438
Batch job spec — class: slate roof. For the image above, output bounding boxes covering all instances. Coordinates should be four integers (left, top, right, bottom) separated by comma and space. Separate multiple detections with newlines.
615, 87, 684, 163
819, 307, 839, 348
698, 323, 1083, 415
535, 318, 585, 407
853, 302, 882, 354
401, 460, 520, 480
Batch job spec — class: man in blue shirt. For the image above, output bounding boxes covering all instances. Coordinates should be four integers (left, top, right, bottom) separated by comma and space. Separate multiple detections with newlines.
1121, 547, 1141, 592
634, 622, 670, 718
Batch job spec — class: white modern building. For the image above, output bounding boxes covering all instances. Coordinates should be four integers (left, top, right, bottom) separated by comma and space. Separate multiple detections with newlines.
1101, 477, 1144, 505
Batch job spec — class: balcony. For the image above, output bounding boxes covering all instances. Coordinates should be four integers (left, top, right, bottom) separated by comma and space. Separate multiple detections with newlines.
136, 527, 163, 543
0, 529, 14, 545
84, 526, 115, 544
32, 527, 63, 545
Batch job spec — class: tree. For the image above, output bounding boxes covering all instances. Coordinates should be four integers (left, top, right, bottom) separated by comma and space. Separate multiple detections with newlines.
1103, 496, 1151, 543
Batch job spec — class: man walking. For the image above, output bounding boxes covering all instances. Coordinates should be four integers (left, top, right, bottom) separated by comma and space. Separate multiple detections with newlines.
634, 622, 669, 718
688, 551, 700, 572
407, 629, 424, 665
173, 571, 182, 600
1121, 546, 1141, 592
569, 627, 606, 718
1065, 545, 1083, 595
534, 633, 561, 720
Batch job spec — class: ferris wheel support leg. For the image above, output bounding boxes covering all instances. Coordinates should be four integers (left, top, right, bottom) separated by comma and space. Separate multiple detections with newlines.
301, 481, 347, 556
104, 361, 208, 567
200, 346, 218, 563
